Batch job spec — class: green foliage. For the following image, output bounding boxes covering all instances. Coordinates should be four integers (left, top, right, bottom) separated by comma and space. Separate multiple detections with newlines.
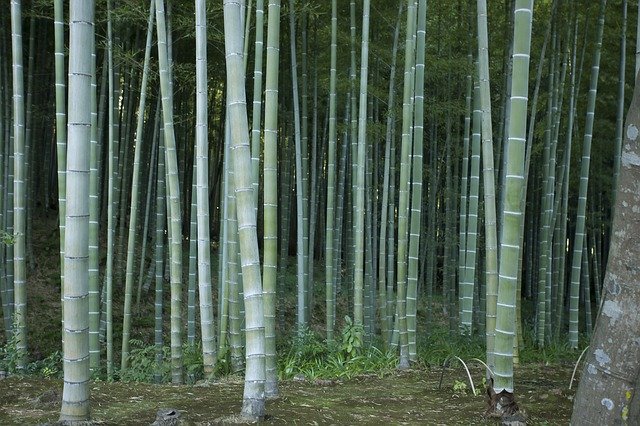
340, 316, 363, 358
0, 326, 21, 374
278, 325, 397, 381
117, 340, 206, 383
212, 344, 233, 377
118, 339, 170, 383
0, 230, 16, 246
183, 343, 204, 384
452, 379, 468, 394
0, 316, 61, 378
28, 351, 62, 379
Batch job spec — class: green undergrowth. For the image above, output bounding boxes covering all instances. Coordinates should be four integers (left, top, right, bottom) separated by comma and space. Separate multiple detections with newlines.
278, 320, 398, 381
0, 319, 587, 386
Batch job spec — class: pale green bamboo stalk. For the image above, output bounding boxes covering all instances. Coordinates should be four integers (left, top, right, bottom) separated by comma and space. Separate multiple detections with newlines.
353, 0, 371, 344
612, 0, 627, 213
5, 138, 13, 335
250, 0, 264, 211
394, 0, 416, 369
105, 0, 116, 379
331, 98, 350, 334
407, 0, 426, 360
262, 0, 281, 398
568, 0, 606, 350
300, 4, 310, 320
23, 16, 34, 274
308, 36, 320, 320
325, 0, 338, 344
458, 53, 472, 327
0, 45, 8, 338
277, 135, 293, 331
54, 0, 67, 313
460, 70, 482, 333
121, 0, 155, 373
154, 133, 166, 384
243, 0, 253, 72
493, 0, 534, 396
10, 0, 27, 370
378, 2, 402, 347
187, 168, 197, 346
155, 0, 184, 383
195, 0, 216, 378
88, 34, 100, 374
136, 101, 160, 310
536, 43, 556, 346
59, 0, 93, 420
0, 49, 9, 316
347, 0, 357, 299
363, 98, 374, 341
582, 238, 592, 336
444, 116, 456, 334
289, 0, 306, 332
218, 146, 230, 355
554, 17, 580, 336
223, 0, 266, 418
477, 0, 500, 376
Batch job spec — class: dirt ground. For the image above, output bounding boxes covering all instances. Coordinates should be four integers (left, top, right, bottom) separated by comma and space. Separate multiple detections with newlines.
0, 363, 576, 425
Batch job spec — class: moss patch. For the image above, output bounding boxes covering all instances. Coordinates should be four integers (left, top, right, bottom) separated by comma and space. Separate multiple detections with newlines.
0, 363, 575, 425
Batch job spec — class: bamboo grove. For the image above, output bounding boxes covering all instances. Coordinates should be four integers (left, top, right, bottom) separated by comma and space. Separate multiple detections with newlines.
0, 0, 636, 421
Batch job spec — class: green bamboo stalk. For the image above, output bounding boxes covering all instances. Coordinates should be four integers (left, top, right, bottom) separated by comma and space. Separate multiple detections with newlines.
300, 5, 310, 320
23, 16, 34, 274
0, 32, 8, 339
54, 0, 67, 316
155, 0, 184, 383
223, 0, 267, 418
263, 0, 281, 398
378, 2, 403, 347
493, 0, 534, 397
477, 0, 500, 376
406, 0, 426, 358
554, 17, 580, 337
289, 0, 306, 332
136, 100, 160, 310
458, 53, 472, 328
10, 0, 27, 370
59, 0, 93, 419
394, 0, 416, 369
88, 30, 100, 374
325, 0, 338, 344
250, 0, 264, 210
105, 0, 116, 379
187, 167, 197, 346
568, 0, 606, 350
612, 0, 627, 213
582, 238, 592, 337
535, 39, 556, 346
460, 69, 482, 334
353, 0, 371, 344
195, 0, 216, 378
121, 0, 155, 373
151, 126, 166, 383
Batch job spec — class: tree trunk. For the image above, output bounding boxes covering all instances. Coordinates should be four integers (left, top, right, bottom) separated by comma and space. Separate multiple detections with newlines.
570, 71, 640, 426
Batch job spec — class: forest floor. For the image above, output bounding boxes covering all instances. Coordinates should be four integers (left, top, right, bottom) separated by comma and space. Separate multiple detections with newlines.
0, 361, 576, 425
1, 212, 583, 425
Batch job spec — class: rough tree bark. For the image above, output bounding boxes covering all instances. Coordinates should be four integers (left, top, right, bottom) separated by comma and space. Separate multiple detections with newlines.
570, 73, 640, 426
